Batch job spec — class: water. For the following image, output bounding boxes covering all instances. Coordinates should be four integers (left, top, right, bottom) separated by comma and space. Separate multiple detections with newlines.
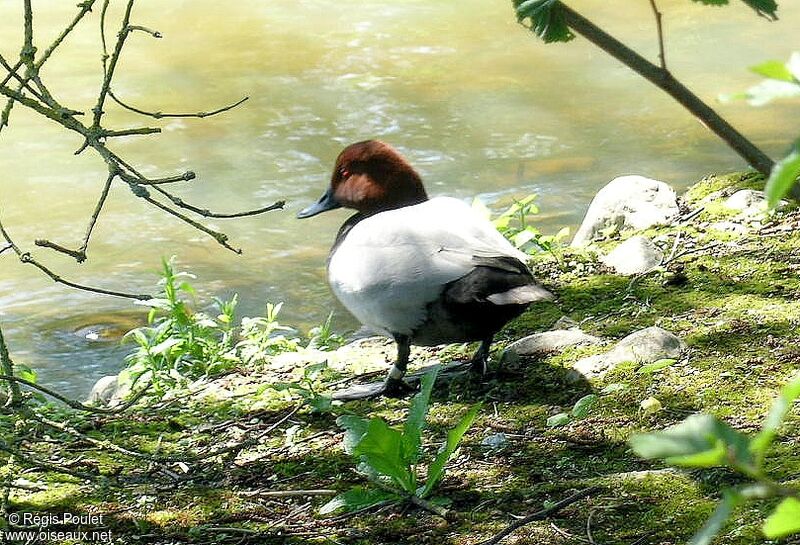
1, 0, 798, 397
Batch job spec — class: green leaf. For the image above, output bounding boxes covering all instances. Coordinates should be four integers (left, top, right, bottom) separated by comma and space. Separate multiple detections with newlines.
421, 403, 482, 498
751, 373, 800, 460
319, 487, 400, 515
689, 490, 742, 545
763, 497, 800, 539
14, 364, 37, 384
354, 419, 415, 492
691, 0, 777, 20
570, 394, 598, 419
750, 60, 795, 82
403, 367, 439, 464
765, 141, 800, 208
513, 0, 574, 44
629, 414, 754, 469
637, 358, 677, 374
336, 415, 370, 455
546, 412, 570, 427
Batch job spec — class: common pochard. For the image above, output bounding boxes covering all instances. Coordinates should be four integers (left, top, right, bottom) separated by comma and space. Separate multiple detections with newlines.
298, 140, 553, 399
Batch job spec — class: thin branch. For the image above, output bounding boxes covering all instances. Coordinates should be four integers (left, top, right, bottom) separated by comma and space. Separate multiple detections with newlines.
0, 327, 22, 407
99, 126, 161, 138
0, 439, 99, 481
108, 91, 250, 119
35, 171, 115, 262
92, 0, 135, 128
150, 183, 285, 218
0, 374, 150, 414
121, 180, 243, 253
647, 0, 666, 70
0, 213, 152, 300
0, 243, 11, 255
477, 487, 599, 545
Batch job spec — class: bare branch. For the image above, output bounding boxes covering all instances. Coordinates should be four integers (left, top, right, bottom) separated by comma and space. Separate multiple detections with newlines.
127, 24, 162, 38
35, 171, 115, 262
0, 374, 151, 414
92, 0, 136, 128
99, 126, 161, 138
150, 183, 285, 218
648, 0, 667, 70
0, 327, 22, 407
0, 213, 152, 300
109, 90, 250, 119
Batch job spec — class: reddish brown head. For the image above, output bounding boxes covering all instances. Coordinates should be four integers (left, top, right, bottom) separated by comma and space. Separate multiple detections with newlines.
297, 140, 428, 218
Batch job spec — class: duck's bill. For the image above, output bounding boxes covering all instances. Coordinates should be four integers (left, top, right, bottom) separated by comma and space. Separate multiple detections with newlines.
297, 188, 342, 218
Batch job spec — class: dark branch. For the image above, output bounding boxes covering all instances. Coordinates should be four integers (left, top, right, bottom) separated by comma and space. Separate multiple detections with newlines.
647, 0, 666, 70
108, 91, 249, 119
477, 487, 600, 545
150, 183, 285, 218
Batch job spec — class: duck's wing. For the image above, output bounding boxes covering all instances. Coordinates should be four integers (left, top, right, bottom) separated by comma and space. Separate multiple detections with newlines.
327, 197, 549, 336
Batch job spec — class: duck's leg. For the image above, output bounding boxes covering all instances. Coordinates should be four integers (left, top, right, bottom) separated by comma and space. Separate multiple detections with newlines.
469, 337, 493, 375
331, 335, 415, 401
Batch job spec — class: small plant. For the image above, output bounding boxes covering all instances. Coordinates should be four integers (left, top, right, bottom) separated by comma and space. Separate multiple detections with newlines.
121, 258, 240, 395
272, 361, 339, 413
321, 367, 481, 515
547, 393, 598, 428
630, 373, 800, 544
306, 312, 345, 351
236, 302, 300, 364
473, 194, 569, 256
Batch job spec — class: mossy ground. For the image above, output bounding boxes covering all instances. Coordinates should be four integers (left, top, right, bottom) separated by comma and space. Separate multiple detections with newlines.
5, 173, 800, 545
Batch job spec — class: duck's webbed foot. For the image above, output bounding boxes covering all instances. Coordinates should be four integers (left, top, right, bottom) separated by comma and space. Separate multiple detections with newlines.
331, 377, 416, 401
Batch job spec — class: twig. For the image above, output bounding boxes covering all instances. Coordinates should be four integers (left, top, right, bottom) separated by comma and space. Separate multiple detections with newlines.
0, 439, 99, 481
647, 0, 666, 70
0, 325, 23, 407
149, 183, 285, 218
665, 230, 682, 263
586, 509, 598, 545
92, 0, 135, 128
35, 171, 115, 262
661, 241, 724, 267
109, 90, 250, 119
243, 489, 337, 498
0, 374, 150, 414
476, 487, 600, 545
678, 206, 704, 224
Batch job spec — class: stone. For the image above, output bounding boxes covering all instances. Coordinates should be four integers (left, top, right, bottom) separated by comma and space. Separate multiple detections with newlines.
723, 189, 788, 217
86, 374, 120, 406
481, 433, 508, 449
601, 236, 663, 276
573, 326, 685, 378
572, 175, 680, 246
505, 329, 602, 359
552, 316, 580, 330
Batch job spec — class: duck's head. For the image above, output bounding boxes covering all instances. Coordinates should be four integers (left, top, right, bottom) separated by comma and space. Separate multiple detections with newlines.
297, 140, 429, 219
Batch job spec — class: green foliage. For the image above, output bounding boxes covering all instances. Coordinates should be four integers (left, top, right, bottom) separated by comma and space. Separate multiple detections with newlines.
122, 258, 240, 395
513, 0, 573, 43
321, 368, 482, 514
690, 0, 777, 20
629, 373, 800, 544
546, 393, 598, 427
474, 194, 569, 256
236, 302, 299, 364
305, 312, 345, 351
272, 361, 338, 413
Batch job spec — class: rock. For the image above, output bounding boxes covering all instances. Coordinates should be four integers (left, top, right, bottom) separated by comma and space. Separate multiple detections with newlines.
86, 374, 120, 405
709, 221, 747, 235
572, 175, 680, 246
572, 326, 685, 378
481, 433, 508, 449
601, 236, 663, 276
723, 189, 788, 217
552, 316, 580, 330
505, 329, 602, 359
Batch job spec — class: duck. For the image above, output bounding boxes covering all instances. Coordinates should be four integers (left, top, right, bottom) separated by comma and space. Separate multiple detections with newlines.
297, 140, 553, 400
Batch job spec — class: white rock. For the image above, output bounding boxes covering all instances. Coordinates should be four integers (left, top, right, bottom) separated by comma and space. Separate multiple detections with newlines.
601, 236, 663, 276
86, 375, 120, 406
573, 326, 685, 378
505, 329, 601, 358
572, 175, 680, 246
724, 189, 788, 217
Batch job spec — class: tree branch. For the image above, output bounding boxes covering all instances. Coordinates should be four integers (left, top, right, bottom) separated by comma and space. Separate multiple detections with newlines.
647, 0, 666, 70
108, 90, 250, 119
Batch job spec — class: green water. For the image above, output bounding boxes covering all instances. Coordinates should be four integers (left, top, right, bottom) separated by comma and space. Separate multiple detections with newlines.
1, 0, 798, 396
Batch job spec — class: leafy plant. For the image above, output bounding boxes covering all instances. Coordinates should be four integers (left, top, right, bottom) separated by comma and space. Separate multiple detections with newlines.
727, 52, 800, 207
236, 302, 300, 364
321, 368, 482, 515
547, 393, 598, 427
272, 361, 339, 413
121, 257, 240, 395
630, 373, 800, 544
474, 194, 569, 256
306, 312, 345, 351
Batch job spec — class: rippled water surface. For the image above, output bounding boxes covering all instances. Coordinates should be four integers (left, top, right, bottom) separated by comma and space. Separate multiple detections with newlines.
1, 0, 798, 396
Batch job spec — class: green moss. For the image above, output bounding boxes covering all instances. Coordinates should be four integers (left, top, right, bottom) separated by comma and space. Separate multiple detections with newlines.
684, 171, 765, 204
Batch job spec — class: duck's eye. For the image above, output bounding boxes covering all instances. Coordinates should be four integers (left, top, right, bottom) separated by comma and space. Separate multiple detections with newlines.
339, 167, 350, 179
